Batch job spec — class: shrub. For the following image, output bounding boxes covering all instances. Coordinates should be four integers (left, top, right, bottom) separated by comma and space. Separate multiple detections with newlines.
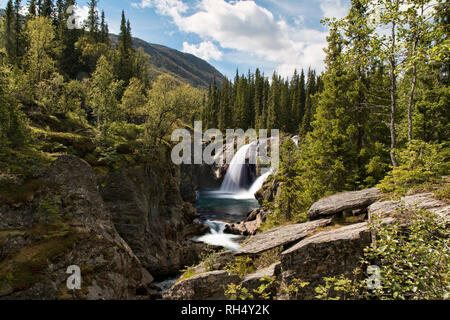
314, 207, 449, 300
377, 140, 450, 196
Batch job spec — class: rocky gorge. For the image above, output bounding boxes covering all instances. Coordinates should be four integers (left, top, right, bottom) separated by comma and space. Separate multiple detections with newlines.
1, 140, 448, 300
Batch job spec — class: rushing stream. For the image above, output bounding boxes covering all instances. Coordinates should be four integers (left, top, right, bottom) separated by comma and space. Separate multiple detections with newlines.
194, 143, 271, 251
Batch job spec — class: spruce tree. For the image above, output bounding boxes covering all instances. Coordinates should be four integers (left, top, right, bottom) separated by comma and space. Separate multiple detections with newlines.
41, 0, 53, 17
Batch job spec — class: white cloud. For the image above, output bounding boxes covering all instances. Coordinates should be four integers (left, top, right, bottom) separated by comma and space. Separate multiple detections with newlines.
182, 41, 224, 61
134, 0, 331, 76
319, 0, 349, 20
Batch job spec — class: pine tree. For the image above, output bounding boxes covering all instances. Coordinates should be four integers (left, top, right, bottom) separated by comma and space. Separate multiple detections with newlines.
4, 1, 15, 64
28, 0, 37, 16
41, 0, 53, 17
87, 0, 99, 39
100, 10, 109, 44
117, 10, 133, 84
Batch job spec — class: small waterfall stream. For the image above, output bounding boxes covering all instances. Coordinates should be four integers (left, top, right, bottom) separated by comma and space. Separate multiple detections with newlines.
195, 143, 272, 250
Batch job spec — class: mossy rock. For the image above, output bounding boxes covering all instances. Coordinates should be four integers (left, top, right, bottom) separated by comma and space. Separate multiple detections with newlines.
0, 225, 81, 295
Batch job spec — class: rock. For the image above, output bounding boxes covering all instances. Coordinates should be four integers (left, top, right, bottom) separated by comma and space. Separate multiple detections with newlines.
225, 208, 272, 236
0, 155, 151, 300
241, 262, 281, 291
237, 218, 332, 255
225, 213, 265, 236
163, 271, 240, 300
368, 193, 450, 222
255, 177, 280, 206
100, 163, 207, 277
307, 188, 382, 219
280, 222, 371, 299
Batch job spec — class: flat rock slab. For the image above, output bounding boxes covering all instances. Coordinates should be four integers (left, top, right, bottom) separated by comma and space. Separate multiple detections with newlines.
163, 270, 240, 300
236, 218, 332, 255
307, 188, 382, 219
369, 193, 450, 221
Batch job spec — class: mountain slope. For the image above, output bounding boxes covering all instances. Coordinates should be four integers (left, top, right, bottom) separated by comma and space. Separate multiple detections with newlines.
111, 35, 224, 88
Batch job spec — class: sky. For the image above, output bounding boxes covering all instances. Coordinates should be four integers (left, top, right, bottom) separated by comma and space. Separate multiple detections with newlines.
2, 0, 351, 79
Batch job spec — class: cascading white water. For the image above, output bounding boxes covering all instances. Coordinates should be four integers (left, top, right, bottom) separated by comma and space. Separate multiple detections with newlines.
220, 142, 256, 192
196, 220, 242, 250
248, 171, 271, 195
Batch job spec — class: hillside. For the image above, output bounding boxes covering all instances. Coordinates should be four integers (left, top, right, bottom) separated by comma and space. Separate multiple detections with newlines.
110, 34, 224, 88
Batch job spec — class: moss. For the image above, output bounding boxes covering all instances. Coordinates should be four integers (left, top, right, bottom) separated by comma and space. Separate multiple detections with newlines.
178, 266, 198, 282
0, 179, 46, 206
0, 224, 81, 294
0, 147, 51, 178
31, 128, 95, 156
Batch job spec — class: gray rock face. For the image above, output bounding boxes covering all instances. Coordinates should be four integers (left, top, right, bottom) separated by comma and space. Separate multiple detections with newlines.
237, 218, 332, 255
0, 155, 151, 300
163, 271, 240, 300
100, 163, 207, 277
307, 188, 382, 219
281, 222, 371, 299
368, 192, 450, 221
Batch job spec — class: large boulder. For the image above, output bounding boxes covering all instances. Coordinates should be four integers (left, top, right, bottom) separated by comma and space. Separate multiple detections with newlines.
307, 188, 382, 219
236, 218, 332, 255
163, 270, 240, 300
280, 222, 371, 299
368, 193, 450, 222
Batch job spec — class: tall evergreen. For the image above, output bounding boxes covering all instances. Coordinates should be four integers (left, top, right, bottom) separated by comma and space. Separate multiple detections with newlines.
41, 0, 53, 17
86, 0, 99, 39
28, 0, 37, 16
100, 10, 109, 44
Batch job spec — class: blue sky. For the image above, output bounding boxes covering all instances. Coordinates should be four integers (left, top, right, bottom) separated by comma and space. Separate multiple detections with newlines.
2, 0, 351, 79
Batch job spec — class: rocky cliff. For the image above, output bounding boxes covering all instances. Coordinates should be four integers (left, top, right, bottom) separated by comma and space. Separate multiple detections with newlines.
0, 156, 153, 299
100, 161, 207, 277
0, 153, 210, 299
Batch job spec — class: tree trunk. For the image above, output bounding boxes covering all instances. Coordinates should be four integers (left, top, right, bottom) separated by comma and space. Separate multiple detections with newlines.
408, 39, 418, 142
389, 21, 398, 167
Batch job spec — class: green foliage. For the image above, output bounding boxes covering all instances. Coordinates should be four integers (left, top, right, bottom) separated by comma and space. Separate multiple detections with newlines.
203, 68, 319, 133
179, 247, 224, 281
282, 278, 310, 300
364, 208, 449, 300
225, 276, 279, 301
377, 140, 450, 196
252, 276, 279, 300
315, 208, 449, 300
144, 74, 202, 146
224, 257, 256, 278
224, 283, 254, 300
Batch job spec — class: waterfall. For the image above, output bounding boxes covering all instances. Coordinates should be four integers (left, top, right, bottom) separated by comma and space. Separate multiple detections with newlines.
248, 171, 271, 195
220, 143, 256, 192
